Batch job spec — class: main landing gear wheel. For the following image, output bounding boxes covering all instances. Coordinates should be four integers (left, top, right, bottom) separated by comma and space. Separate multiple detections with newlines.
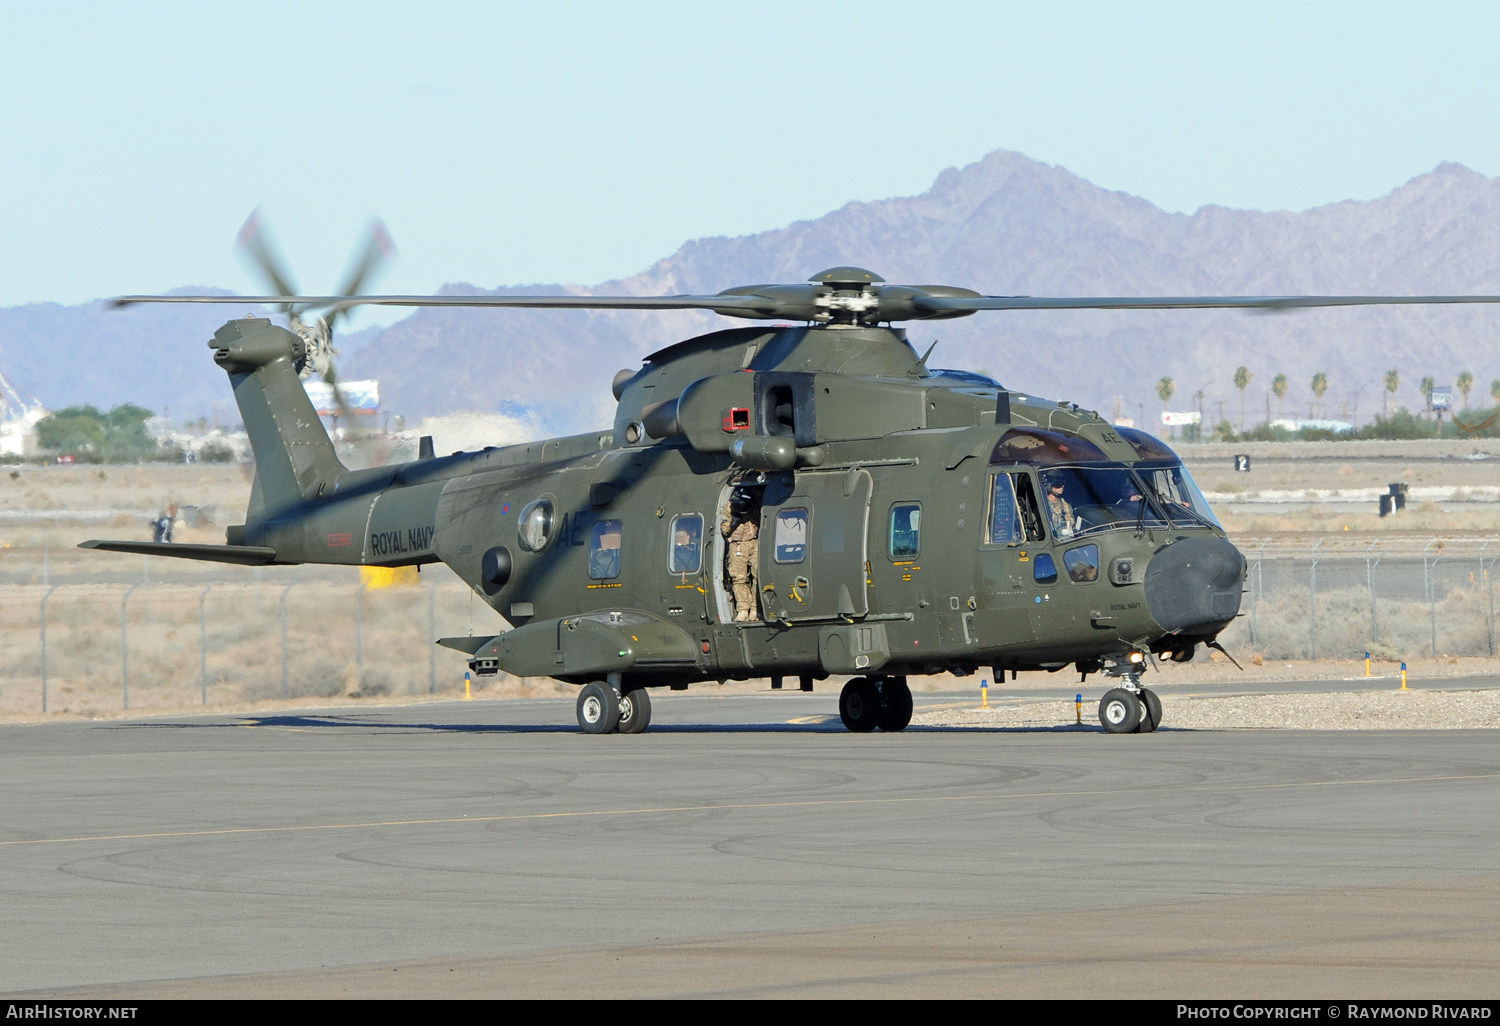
577, 682, 620, 734
1137, 688, 1162, 733
877, 677, 913, 732
617, 687, 652, 734
839, 677, 881, 733
1098, 688, 1142, 734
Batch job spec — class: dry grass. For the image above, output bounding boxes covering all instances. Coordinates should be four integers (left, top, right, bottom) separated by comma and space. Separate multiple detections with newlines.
0, 577, 553, 721
1217, 506, 1500, 535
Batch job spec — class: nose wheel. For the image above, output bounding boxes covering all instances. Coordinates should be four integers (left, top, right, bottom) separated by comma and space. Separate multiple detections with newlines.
1097, 667, 1162, 734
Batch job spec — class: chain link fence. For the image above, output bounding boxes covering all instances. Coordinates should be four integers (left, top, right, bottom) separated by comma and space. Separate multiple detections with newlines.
4, 537, 1496, 716
1222, 538, 1499, 661
0, 579, 503, 717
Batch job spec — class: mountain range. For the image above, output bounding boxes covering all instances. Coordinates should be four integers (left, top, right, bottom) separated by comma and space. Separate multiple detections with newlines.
7, 149, 1500, 433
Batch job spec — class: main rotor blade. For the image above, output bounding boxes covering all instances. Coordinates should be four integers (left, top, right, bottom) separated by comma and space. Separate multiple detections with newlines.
913, 294, 1500, 313
111, 289, 1500, 320
112, 293, 786, 315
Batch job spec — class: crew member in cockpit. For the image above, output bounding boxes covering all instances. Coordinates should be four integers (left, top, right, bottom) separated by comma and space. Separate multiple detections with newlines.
1042, 473, 1075, 539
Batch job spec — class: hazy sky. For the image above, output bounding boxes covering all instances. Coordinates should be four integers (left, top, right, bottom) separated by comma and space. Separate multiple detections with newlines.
3, 1, 1499, 327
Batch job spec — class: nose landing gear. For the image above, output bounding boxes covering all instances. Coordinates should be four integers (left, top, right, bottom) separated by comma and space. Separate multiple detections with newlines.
1097, 657, 1161, 734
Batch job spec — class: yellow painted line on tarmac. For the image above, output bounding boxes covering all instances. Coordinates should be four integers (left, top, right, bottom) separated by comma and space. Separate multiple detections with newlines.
3, 772, 1498, 850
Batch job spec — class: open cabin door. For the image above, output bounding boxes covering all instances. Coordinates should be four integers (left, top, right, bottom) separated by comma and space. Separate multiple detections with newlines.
759, 469, 872, 621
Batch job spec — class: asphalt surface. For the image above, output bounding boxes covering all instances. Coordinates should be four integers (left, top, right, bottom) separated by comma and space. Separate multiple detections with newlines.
4, 690, 1499, 998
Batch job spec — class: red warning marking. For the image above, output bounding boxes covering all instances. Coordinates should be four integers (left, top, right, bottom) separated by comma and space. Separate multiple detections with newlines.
327, 533, 352, 547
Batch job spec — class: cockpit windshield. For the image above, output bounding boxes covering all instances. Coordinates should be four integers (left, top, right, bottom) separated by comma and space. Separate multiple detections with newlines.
1029, 463, 1220, 538
1034, 467, 1163, 539
1135, 462, 1222, 529
987, 425, 1221, 537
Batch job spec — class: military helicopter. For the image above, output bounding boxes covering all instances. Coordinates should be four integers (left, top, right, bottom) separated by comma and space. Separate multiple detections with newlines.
94, 268, 1500, 735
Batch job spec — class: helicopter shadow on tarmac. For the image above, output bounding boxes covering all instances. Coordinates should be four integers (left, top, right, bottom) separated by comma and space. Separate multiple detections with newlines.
108, 714, 1134, 735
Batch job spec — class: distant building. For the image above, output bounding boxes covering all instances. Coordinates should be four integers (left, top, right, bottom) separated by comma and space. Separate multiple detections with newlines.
0, 369, 45, 457
144, 415, 251, 461
302, 379, 380, 417
1270, 418, 1355, 434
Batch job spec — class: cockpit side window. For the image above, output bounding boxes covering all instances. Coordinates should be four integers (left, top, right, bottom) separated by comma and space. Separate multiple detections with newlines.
1011, 472, 1046, 542
987, 475, 1023, 545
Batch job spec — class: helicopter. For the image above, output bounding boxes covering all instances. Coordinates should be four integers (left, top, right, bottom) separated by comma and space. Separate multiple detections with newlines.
91, 267, 1500, 735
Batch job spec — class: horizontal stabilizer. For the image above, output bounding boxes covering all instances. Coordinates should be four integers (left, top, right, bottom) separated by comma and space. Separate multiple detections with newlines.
437, 635, 498, 655
79, 540, 279, 565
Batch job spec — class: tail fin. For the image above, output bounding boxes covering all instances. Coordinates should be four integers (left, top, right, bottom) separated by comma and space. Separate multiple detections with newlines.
210, 318, 345, 536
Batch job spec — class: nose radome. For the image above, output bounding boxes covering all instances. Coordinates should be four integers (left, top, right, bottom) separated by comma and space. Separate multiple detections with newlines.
1143, 537, 1246, 635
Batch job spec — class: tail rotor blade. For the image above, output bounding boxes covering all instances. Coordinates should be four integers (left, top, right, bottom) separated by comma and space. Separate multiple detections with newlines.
235, 207, 301, 316
328, 218, 397, 331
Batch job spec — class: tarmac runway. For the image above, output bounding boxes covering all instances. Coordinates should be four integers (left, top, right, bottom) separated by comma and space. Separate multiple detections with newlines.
4, 691, 1499, 998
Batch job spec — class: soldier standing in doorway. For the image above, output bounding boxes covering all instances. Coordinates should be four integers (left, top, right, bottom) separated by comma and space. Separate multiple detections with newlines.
721, 488, 760, 622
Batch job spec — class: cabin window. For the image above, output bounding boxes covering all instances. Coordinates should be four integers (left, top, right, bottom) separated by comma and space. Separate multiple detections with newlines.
889, 503, 921, 558
774, 507, 809, 563
1033, 552, 1058, 584
669, 514, 703, 574
1064, 544, 1100, 583
589, 519, 623, 580
517, 498, 555, 552
987, 475, 1024, 544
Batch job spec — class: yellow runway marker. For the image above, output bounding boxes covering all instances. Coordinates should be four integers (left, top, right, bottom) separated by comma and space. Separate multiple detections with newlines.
4, 772, 1497, 849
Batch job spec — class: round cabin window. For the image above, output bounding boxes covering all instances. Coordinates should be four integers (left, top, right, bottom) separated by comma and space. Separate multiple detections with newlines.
517, 498, 555, 552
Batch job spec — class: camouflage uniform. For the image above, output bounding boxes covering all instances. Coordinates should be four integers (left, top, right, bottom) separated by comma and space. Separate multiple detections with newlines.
721, 506, 759, 622
1045, 490, 1074, 539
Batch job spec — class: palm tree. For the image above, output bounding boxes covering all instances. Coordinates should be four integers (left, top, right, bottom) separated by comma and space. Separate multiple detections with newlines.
1233, 366, 1252, 430
1492, 379, 1500, 406
1384, 369, 1400, 418
1271, 373, 1288, 418
1311, 372, 1328, 417
1156, 376, 1175, 437
1420, 376, 1436, 410
1457, 370, 1474, 409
